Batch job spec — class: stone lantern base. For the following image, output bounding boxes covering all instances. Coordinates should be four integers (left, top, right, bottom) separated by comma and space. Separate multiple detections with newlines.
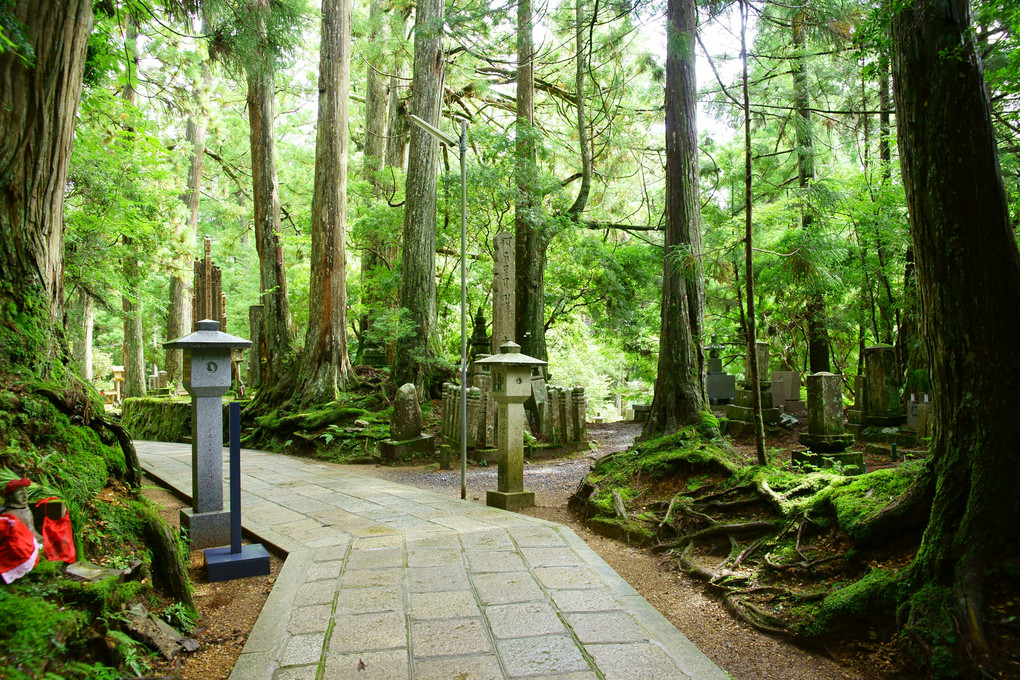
181, 508, 231, 550
486, 490, 535, 512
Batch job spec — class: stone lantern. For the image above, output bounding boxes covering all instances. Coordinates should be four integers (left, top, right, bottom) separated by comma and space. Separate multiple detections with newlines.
475, 342, 546, 511
163, 319, 251, 549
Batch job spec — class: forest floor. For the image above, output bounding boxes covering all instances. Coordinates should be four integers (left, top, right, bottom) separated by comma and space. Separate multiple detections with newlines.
143, 416, 909, 680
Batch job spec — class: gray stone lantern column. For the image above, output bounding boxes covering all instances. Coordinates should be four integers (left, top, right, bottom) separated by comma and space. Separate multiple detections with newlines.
163, 319, 251, 549
476, 342, 546, 512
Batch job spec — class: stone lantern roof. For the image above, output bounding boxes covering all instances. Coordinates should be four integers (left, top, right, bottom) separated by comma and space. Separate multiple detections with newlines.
163, 319, 252, 351
474, 342, 546, 368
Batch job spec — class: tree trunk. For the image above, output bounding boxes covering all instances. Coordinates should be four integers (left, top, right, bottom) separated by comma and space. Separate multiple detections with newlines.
892, 0, 1020, 654
394, 0, 444, 388
81, 293, 94, 381
121, 14, 146, 399
167, 47, 209, 386
359, 0, 389, 350
385, 10, 410, 176
791, 12, 831, 374
247, 49, 293, 384
567, 0, 591, 217
297, 0, 354, 403
513, 0, 548, 362
644, 0, 706, 436
0, 0, 91, 374
740, 0, 766, 464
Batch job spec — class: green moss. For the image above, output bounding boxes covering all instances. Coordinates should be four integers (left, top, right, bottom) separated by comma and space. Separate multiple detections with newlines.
900, 583, 959, 679
795, 568, 906, 637
0, 591, 86, 672
829, 464, 920, 543
121, 397, 193, 443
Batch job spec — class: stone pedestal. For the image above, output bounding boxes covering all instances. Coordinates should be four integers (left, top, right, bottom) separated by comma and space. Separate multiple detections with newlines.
791, 450, 865, 475
380, 435, 435, 461
725, 380, 780, 426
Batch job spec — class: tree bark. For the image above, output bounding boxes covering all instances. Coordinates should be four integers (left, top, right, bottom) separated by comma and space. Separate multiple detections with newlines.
297, 0, 354, 403
121, 14, 146, 399
247, 9, 293, 385
167, 45, 209, 386
893, 0, 1020, 653
791, 12, 831, 374
394, 0, 444, 388
740, 0, 766, 464
644, 0, 706, 436
359, 0, 389, 349
0, 1, 91, 373
567, 0, 591, 217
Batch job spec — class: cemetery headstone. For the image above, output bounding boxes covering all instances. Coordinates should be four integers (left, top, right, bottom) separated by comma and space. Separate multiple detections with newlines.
724, 340, 780, 432
706, 335, 736, 405
491, 232, 515, 354
794, 372, 862, 474
381, 384, 435, 460
863, 345, 905, 424
469, 308, 490, 360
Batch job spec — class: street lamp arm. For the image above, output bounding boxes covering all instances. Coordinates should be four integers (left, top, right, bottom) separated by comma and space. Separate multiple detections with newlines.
408, 114, 459, 146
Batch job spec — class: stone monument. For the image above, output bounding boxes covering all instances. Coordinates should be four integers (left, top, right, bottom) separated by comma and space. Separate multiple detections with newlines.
491, 232, 515, 354
469, 308, 490, 360
862, 345, 904, 424
380, 383, 435, 460
725, 340, 780, 432
476, 343, 545, 511
770, 370, 806, 414
163, 320, 251, 549
706, 336, 736, 405
794, 372, 863, 474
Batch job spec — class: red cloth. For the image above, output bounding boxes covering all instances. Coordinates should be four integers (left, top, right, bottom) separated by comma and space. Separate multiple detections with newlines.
37, 500, 75, 563
0, 514, 39, 583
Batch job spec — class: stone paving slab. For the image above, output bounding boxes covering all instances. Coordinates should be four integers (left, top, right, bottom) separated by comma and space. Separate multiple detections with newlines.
136, 441, 729, 680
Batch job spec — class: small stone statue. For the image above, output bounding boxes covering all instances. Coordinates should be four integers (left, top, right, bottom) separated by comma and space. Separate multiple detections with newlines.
2, 477, 42, 543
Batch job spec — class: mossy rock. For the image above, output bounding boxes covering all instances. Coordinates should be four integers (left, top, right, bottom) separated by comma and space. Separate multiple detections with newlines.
121, 397, 194, 443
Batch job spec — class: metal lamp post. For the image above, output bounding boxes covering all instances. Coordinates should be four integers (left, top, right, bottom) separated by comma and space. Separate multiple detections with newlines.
409, 114, 469, 500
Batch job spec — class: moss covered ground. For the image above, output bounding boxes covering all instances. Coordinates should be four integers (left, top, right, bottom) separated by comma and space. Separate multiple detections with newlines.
1, 377, 195, 679
570, 413, 959, 677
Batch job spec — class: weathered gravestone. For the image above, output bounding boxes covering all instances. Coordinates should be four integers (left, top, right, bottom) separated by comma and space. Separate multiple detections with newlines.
381, 383, 435, 460
491, 232, 515, 354
863, 345, 904, 424
706, 336, 736, 405
725, 340, 780, 432
794, 372, 863, 474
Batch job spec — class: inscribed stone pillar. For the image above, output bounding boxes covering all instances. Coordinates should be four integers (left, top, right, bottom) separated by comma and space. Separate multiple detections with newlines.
572, 387, 586, 442
863, 345, 904, 424
491, 232, 516, 354
561, 387, 574, 442
466, 387, 482, 448
531, 370, 548, 435
546, 387, 560, 442
795, 372, 859, 468
755, 340, 770, 382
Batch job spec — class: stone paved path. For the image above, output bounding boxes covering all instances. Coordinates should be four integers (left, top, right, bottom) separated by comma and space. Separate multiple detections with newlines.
136, 441, 729, 680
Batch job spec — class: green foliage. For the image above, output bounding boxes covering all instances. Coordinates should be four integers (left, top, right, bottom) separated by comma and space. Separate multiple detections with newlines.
901, 584, 959, 679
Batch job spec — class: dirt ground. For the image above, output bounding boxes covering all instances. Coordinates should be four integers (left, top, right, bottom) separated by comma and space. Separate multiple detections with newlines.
142, 419, 873, 680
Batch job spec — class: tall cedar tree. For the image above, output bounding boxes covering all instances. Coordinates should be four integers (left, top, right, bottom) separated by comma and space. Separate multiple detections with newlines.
121, 13, 146, 399
644, 0, 706, 435
893, 0, 1020, 656
514, 0, 547, 362
296, 0, 354, 402
0, 0, 92, 372
394, 0, 444, 389
247, 0, 294, 387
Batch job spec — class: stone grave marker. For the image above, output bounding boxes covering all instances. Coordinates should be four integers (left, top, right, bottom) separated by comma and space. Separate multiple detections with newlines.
381, 383, 435, 460
794, 372, 862, 474
491, 232, 515, 354
863, 345, 904, 424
